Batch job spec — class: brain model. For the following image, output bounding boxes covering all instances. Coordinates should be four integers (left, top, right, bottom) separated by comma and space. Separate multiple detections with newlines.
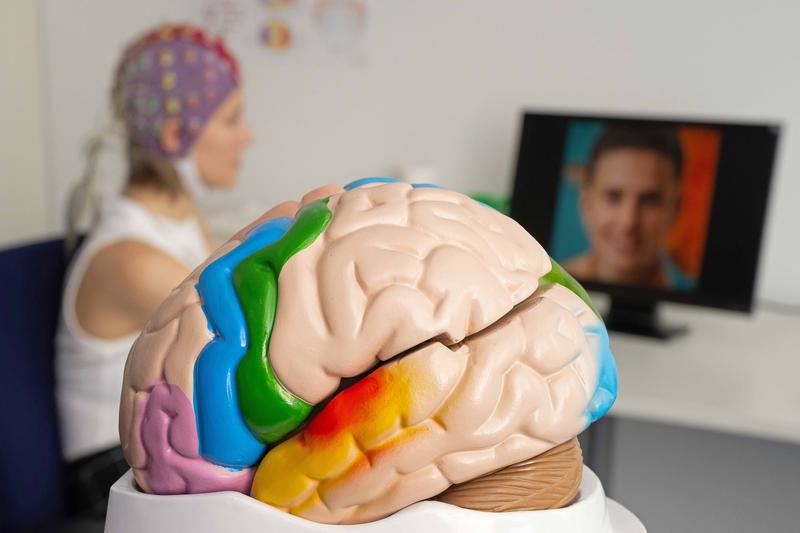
119, 178, 617, 524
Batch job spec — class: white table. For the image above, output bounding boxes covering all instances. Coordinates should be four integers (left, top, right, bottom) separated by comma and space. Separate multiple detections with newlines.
602, 298, 800, 445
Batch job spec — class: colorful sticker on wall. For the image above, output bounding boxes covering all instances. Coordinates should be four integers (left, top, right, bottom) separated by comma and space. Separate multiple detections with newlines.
262, 0, 297, 10
250, 0, 369, 63
312, 0, 366, 53
201, 0, 243, 37
261, 19, 293, 50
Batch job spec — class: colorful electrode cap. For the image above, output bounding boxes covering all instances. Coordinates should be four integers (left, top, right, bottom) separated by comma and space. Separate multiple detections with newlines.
115, 24, 240, 158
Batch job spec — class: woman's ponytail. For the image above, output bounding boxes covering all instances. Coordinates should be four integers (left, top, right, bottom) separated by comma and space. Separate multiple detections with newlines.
64, 123, 117, 254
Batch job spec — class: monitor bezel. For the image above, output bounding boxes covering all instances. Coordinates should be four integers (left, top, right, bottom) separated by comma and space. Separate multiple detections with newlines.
509, 109, 781, 314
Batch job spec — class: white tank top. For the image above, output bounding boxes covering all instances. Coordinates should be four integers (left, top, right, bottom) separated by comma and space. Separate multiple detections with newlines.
56, 196, 211, 461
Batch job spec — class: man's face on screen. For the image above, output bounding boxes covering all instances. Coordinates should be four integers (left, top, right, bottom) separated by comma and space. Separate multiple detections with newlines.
581, 147, 680, 280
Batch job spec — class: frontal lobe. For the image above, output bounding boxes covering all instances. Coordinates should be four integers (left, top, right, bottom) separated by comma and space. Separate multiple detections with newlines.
269, 181, 553, 405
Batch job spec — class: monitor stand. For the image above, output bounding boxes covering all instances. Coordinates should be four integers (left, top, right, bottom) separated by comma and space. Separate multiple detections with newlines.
604, 298, 687, 340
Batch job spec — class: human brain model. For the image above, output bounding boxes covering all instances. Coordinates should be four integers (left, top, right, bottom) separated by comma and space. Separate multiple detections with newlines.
119, 178, 618, 524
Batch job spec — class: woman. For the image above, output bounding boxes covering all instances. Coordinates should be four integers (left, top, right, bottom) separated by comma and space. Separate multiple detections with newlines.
56, 24, 252, 517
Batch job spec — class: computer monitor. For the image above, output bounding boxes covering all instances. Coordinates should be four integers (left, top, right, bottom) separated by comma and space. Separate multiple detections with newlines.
510, 111, 780, 338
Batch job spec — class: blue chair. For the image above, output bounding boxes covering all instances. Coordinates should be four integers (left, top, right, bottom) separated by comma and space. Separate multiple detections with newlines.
0, 237, 72, 530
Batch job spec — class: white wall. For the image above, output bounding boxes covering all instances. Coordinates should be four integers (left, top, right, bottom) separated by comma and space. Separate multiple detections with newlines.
0, 0, 48, 248
39, 0, 800, 304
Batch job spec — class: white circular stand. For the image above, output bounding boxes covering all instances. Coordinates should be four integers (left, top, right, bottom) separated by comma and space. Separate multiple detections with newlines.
105, 466, 644, 532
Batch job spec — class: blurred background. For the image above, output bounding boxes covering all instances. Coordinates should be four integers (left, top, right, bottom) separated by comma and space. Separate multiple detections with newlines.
1, 1, 799, 532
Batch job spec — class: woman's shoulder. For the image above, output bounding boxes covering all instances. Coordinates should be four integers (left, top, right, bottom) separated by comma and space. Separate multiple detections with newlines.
74, 239, 190, 338
88, 239, 186, 284
77, 197, 185, 296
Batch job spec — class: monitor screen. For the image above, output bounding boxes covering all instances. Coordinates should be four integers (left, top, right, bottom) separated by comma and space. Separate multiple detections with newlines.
510, 112, 779, 313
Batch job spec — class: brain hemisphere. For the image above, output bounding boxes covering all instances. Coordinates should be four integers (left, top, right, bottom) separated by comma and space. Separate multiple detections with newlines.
118, 180, 617, 511
251, 283, 604, 524
269, 183, 552, 404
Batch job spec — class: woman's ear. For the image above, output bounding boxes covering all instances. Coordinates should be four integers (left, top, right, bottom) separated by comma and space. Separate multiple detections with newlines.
160, 117, 182, 155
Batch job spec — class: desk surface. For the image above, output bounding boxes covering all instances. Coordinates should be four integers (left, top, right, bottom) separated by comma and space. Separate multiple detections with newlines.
604, 298, 800, 445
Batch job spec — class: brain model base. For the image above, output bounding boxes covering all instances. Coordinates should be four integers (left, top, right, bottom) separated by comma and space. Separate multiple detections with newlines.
120, 178, 618, 525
